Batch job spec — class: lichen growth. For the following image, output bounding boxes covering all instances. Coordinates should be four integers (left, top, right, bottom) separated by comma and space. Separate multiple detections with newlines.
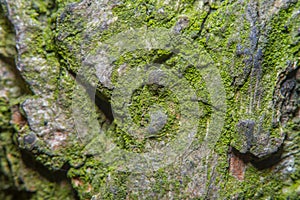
1, 0, 300, 199
59, 0, 300, 198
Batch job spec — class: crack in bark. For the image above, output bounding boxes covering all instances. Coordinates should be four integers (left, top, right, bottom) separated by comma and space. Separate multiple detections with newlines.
230, 142, 284, 171
66, 68, 114, 124
192, 3, 212, 40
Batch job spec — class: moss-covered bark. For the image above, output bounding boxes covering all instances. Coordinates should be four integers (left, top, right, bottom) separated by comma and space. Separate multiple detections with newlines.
0, 0, 299, 199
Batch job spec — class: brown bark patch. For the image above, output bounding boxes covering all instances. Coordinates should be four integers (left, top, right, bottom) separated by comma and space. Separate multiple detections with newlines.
229, 151, 246, 181
11, 105, 26, 127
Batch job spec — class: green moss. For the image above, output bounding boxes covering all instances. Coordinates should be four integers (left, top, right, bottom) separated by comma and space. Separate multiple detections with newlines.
48, 0, 300, 198
62, 0, 282, 198
0, 98, 10, 129
210, 1, 300, 198
0, 72, 75, 200
67, 157, 115, 199
2, 0, 299, 198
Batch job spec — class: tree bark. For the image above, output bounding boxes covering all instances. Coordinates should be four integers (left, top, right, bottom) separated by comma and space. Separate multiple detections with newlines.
0, 0, 299, 199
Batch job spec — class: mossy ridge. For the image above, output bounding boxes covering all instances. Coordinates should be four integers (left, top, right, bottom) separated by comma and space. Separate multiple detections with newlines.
62, 0, 241, 198
61, 0, 216, 198
1, 1, 82, 199
107, 0, 300, 199
0, 48, 74, 200
206, 1, 300, 199
101, 0, 218, 155
107, 48, 207, 152
66, 1, 222, 199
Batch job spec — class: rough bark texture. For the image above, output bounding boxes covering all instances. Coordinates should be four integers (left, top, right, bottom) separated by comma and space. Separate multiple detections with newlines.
0, 0, 299, 199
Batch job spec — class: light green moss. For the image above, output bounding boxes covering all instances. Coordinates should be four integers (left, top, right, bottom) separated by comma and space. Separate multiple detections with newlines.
2, 0, 299, 198
64, 0, 299, 198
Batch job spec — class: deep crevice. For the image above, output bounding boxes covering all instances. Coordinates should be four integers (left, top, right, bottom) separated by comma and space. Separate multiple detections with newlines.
0, 55, 33, 96
67, 68, 114, 123
231, 144, 284, 170
191, 4, 212, 40
153, 52, 174, 64
0, 187, 35, 200
20, 150, 80, 200
21, 150, 70, 183
0, 4, 33, 96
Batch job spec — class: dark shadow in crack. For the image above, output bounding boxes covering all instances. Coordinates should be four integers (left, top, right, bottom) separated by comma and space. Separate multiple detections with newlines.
231, 144, 284, 170
20, 150, 80, 200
